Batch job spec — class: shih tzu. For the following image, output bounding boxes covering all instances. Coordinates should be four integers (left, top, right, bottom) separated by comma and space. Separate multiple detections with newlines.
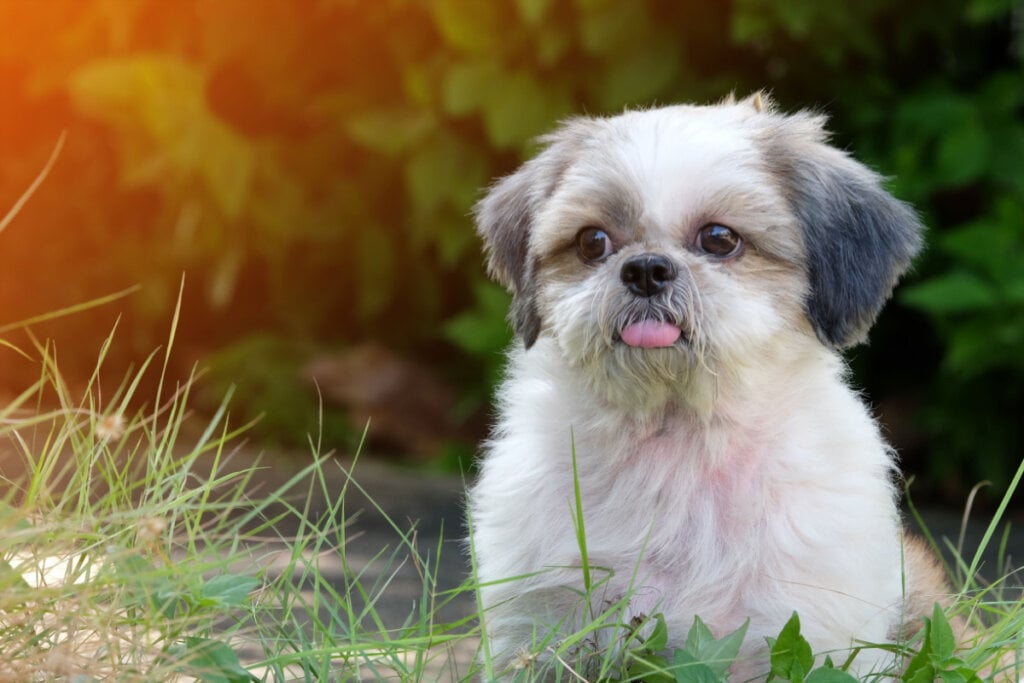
468, 93, 955, 679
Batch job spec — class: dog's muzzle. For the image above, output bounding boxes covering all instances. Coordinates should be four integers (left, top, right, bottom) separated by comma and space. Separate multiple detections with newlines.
618, 253, 683, 348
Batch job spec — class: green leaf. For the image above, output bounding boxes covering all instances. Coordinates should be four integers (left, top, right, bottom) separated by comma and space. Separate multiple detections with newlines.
900, 271, 997, 314
69, 56, 254, 219
197, 574, 260, 609
684, 616, 749, 677
597, 37, 681, 110
731, 7, 771, 44
534, 24, 572, 65
770, 613, 814, 681
935, 112, 991, 187
481, 71, 572, 149
346, 108, 435, 156
628, 652, 677, 683
109, 549, 186, 617
928, 603, 956, 661
902, 618, 934, 683
646, 613, 670, 652
443, 282, 512, 356
671, 650, 723, 683
170, 637, 257, 683
403, 134, 486, 219
515, 0, 551, 24
904, 662, 937, 683
431, 0, 502, 54
966, 0, 1020, 22
944, 318, 1021, 376
442, 61, 501, 116
579, 3, 648, 55
939, 200, 1024, 280
938, 670, 970, 683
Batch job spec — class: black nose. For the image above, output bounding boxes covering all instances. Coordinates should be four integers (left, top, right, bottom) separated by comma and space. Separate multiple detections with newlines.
620, 253, 677, 298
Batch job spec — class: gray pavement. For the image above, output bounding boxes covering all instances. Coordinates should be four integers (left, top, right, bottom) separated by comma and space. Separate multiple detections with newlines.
251, 450, 1023, 627
238, 450, 1022, 680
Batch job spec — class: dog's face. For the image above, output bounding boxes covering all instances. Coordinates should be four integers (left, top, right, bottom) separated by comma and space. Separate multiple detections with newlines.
476, 94, 922, 410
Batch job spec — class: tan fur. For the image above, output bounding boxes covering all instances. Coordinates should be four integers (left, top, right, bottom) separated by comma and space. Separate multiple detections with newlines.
895, 533, 959, 640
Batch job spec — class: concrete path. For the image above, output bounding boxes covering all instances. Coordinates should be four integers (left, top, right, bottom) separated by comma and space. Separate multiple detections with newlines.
240, 450, 1022, 680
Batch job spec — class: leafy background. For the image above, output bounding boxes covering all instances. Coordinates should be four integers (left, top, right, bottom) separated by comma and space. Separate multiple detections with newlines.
0, 0, 1021, 504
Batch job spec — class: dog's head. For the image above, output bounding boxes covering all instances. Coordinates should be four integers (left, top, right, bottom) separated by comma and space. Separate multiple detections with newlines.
475, 94, 922, 409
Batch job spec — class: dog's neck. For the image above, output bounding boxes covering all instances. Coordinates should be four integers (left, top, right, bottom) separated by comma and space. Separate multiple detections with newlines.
524, 332, 845, 449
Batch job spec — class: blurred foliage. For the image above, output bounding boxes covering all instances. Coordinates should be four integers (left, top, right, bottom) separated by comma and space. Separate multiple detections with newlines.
0, 0, 1021, 495
198, 333, 355, 449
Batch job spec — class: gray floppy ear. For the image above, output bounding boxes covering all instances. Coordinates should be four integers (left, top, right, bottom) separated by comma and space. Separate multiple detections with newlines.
474, 122, 590, 348
773, 118, 924, 348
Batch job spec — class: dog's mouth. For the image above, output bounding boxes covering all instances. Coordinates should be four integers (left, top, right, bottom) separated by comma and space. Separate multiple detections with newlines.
616, 320, 683, 349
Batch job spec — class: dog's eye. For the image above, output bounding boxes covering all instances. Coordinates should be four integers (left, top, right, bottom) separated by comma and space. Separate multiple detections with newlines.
576, 227, 613, 263
697, 224, 743, 258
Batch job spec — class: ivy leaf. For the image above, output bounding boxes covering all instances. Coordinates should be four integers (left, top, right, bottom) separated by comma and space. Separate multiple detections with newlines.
671, 650, 723, 683
770, 613, 814, 682
683, 616, 749, 678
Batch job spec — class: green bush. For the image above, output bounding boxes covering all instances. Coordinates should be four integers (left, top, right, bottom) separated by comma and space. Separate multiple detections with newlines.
1, 0, 1020, 492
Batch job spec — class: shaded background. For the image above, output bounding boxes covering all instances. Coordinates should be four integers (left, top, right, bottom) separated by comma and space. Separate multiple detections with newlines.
0, 0, 1021, 505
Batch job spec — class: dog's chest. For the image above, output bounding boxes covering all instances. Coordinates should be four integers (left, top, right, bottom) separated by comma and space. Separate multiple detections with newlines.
576, 422, 773, 558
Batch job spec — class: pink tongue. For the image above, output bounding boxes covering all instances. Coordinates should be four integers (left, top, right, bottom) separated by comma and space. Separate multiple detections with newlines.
620, 321, 681, 349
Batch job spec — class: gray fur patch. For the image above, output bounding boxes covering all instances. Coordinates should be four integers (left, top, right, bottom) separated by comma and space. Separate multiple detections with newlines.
474, 119, 603, 347
765, 120, 924, 348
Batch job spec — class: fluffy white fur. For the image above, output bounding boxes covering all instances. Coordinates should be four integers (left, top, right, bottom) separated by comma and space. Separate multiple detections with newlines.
469, 94, 942, 680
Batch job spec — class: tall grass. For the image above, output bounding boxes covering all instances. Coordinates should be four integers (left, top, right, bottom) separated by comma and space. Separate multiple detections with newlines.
1, 308, 1021, 681
0, 311, 488, 681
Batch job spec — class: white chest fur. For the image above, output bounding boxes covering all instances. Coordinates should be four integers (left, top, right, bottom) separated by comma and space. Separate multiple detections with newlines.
470, 340, 906, 676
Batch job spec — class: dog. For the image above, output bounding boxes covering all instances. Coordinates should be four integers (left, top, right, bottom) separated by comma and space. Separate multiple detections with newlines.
467, 93, 955, 680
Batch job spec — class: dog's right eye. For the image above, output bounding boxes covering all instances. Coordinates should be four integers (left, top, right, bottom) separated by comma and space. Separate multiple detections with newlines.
576, 227, 613, 263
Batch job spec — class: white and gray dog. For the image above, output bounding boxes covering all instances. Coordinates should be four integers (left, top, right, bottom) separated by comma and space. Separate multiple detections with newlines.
468, 93, 953, 679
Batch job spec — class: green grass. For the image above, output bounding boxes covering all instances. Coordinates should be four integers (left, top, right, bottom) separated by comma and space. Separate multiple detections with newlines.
0, 303, 486, 681
2, 321, 1023, 682
0, 300, 1020, 681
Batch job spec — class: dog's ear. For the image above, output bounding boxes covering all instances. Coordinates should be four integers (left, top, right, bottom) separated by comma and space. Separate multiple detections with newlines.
769, 113, 924, 348
475, 121, 592, 348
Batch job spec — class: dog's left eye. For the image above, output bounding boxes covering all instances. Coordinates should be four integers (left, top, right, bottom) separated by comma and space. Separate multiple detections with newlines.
697, 224, 743, 258
576, 227, 614, 262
